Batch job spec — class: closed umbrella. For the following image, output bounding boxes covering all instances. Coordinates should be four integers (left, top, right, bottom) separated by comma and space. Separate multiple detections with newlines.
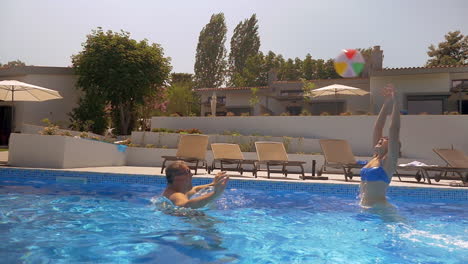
306, 84, 369, 114
210, 92, 217, 116
0, 80, 63, 132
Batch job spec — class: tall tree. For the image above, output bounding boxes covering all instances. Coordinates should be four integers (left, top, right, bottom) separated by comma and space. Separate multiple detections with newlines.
234, 52, 268, 86
426, 30, 468, 66
72, 28, 171, 135
170, 73, 193, 84
324, 59, 341, 79
229, 14, 261, 86
303, 54, 314, 80
194, 13, 227, 88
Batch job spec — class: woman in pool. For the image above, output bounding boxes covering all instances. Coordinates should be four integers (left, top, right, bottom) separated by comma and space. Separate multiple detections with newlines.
360, 84, 401, 207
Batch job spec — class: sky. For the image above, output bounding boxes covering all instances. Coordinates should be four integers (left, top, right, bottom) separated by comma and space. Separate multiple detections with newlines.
1, 0, 467, 73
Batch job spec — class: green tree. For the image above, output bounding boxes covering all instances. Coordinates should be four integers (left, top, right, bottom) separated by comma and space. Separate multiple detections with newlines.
324, 59, 341, 79
279, 58, 303, 81
72, 28, 171, 135
229, 14, 261, 86
165, 72, 200, 116
170, 73, 194, 84
0, 60, 26, 68
232, 52, 268, 86
303, 54, 314, 80
166, 82, 200, 116
426, 31, 468, 66
69, 95, 108, 134
194, 13, 228, 88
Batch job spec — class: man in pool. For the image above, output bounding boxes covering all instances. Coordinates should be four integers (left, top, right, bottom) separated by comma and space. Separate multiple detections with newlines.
360, 84, 401, 207
163, 161, 229, 209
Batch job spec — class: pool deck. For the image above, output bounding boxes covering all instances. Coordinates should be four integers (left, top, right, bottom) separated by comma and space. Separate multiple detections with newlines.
0, 151, 465, 189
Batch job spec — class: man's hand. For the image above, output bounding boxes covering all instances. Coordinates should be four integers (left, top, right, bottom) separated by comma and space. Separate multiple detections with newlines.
212, 171, 229, 194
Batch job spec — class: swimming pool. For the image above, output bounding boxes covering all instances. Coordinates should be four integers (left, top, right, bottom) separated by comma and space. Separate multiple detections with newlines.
0, 172, 467, 263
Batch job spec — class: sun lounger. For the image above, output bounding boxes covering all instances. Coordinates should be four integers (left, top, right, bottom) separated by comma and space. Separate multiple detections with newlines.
255, 141, 306, 179
430, 148, 468, 184
209, 143, 257, 177
161, 134, 209, 175
396, 161, 437, 183
318, 139, 365, 181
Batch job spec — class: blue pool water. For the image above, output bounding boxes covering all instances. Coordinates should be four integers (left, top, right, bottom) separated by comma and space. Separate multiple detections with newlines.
0, 178, 467, 264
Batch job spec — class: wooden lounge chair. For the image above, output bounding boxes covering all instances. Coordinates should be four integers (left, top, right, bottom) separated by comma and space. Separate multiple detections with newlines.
160, 134, 209, 175
255, 141, 306, 179
318, 139, 365, 181
209, 143, 257, 177
430, 148, 468, 184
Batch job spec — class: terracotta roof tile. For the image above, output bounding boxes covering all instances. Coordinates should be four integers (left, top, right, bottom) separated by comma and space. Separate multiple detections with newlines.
273, 77, 368, 83
381, 65, 468, 71
196, 86, 268, 91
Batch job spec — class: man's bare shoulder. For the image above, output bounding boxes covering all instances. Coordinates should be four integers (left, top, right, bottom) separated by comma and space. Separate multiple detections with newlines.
163, 188, 189, 207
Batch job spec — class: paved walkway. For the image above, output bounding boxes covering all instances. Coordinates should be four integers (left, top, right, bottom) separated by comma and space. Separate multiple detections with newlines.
28, 165, 468, 189
1, 151, 465, 189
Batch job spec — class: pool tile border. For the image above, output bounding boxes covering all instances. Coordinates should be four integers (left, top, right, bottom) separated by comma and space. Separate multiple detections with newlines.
0, 167, 466, 201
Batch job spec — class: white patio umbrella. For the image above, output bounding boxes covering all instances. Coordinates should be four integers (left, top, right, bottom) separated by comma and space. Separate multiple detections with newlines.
306, 84, 369, 114
0, 80, 63, 132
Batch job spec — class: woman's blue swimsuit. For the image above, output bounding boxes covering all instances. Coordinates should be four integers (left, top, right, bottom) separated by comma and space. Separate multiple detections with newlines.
360, 166, 391, 184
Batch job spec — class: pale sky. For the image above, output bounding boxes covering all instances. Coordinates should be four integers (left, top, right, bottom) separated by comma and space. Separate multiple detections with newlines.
1, 0, 467, 73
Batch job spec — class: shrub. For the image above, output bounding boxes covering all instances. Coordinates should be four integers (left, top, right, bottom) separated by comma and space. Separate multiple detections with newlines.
240, 112, 250, 116
222, 130, 241, 136
152, 128, 176, 133
320, 112, 330, 116
261, 113, 271, 116
170, 113, 180, 117
145, 144, 156, 148
340, 111, 352, 116
299, 109, 311, 116
280, 112, 290, 116
186, 128, 202, 134
444, 111, 460, 115
39, 118, 59, 135
79, 132, 89, 138
40, 126, 59, 135
226, 112, 235, 116
128, 143, 140, 147
59, 131, 73, 137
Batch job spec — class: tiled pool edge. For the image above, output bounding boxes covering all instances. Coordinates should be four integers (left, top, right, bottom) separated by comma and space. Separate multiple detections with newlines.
0, 167, 466, 201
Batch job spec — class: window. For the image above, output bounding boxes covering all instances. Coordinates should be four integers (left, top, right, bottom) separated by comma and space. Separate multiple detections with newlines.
280, 90, 303, 96
406, 95, 448, 115
451, 80, 468, 114
207, 96, 226, 105
451, 80, 468, 92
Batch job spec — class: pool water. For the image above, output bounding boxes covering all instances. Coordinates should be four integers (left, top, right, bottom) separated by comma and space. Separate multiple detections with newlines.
0, 178, 467, 264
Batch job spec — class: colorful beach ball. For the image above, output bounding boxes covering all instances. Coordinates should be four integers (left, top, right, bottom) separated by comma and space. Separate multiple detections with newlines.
334, 49, 365, 78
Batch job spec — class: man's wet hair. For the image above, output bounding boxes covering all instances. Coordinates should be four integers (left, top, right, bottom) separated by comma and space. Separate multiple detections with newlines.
165, 161, 187, 184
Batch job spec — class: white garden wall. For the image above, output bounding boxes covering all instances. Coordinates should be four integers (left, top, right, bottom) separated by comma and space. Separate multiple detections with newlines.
151, 115, 468, 163
131, 131, 321, 154
8, 134, 125, 168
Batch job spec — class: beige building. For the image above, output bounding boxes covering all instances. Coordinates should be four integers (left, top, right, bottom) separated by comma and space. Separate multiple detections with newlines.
197, 47, 468, 117
0, 66, 79, 145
